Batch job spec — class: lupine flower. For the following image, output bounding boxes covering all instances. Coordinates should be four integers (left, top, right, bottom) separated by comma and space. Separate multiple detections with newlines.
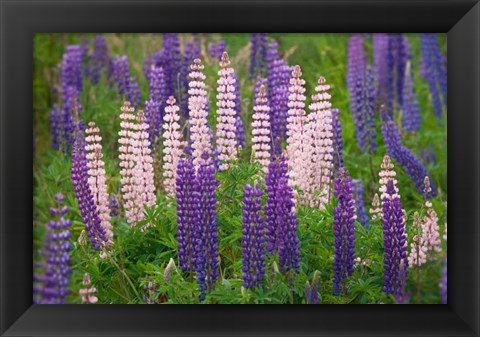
250, 33, 268, 78
307, 76, 334, 208
347, 34, 365, 102
71, 131, 108, 251
408, 212, 427, 267
286, 65, 308, 195
59, 85, 82, 154
109, 195, 118, 217
266, 40, 290, 154
395, 260, 410, 304
164, 258, 177, 284
440, 258, 447, 304
87, 35, 113, 85
162, 96, 184, 197
155, 33, 182, 98
232, 71, 245, 147
352, 179, 370, 228
402, 62, 421, 131
332, 168, 356, 296
60, 45, 84, 99
113, 55, 131, 96
176, 158, 199, 273
381, 159, 408, 296
50, 104, 62, 150
216, 52, 238, 171
145, 65, 167, 148
195, 153, 219, 301
33, 193, 72, 304
208, 40, 226, 60
370, 193, 382, 221
419, 145, 437, 167
373, 33, 389, 104
251, 83, 271, 171
421, 208, 442, 255
142, 276, 158, 304
391, 34, 409, 108
85, 122, 113, 242
305, 271, 321, 304
127, 76, 142, 108
143, 54, 155, 82
241, 184, 266, 289
181, 40, 201, 116
188, 58, 212, 169
420, 33, 447, 119
331, 108, 344, 170
381, 110, 437, 197
80, 273, 98, 304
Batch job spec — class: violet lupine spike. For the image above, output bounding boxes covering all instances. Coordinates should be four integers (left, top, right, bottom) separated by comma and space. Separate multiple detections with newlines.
143, 54, 154, 82
50, 104, 62, 150
33, 193, 72, 304
232, 71, 245, 148
331, 108, 344, 171
208, 40, 227, 60
332, 168, 356, 296
195, 153, 219, 302
109, 195, 119, 217
251, 83, 271, 172
395, 260, 411, 304
88, 35, 112, 85
352, 179, 370, 228
347, 34, 365, 103
391, 34, 409, 108
176, 157, 199, 274
250, 33, 268, 78
266, 40, 290, 153
127, 77, 141, 109
264, 155, 289, 255
402, 62, 421, 131
215, 51, 238, 171
419, 145, 437, 167
420, 34, 447, 119
71, 131, 108, 251
59, 83, 82, 154
60, 45, 84, 99
156, 33, 182, 99
373, 33, 389, 104
146, 66, 167, 148
382, 178, 408, 297
440, 258, 447, 304
113, 55, 131, 96
305, 271, 321, 304
241, 184, 266, 289
380, 110, 437, 197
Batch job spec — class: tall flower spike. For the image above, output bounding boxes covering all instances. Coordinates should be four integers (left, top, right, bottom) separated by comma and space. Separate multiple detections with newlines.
332, 168, 357, 296
146, 65, 167, 149
305, 271, 321, 304
113, 55, 131, 96
188, 58, 211, 169
402, 62, 421, 131
381, 174, 408, 296
408, 211, 427, 267
71, 131, 108, 251
85, 122, 113, 242
195, 153, 219, 301
80, 273, 98, 304
241, 184, 266, 289
308, 76, 334, 208
216, 51, 238, 171
352, 179, 370, 228
181, 40, 201, 117
176, 158, 199, 273
162, 96, 184, 197
250, 33, 268, 78
87, 35, 113, 85
286, 65, 308, 197
251, 84, 271, 171
33, 193, 72, 304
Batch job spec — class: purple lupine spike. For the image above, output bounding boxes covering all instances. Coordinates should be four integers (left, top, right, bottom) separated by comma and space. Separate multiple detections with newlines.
276, 173, 301, 275
265, 155, 289, 255
232, 71, 245, 147
440, 258, 447, 304
143, 54, 154, 82
71, 131, 108, 250
127, 76, 141, 108
109, 195, 119, 217
266, 40, 290, 154
250, 33, 268, 78
305, 271, 321, 304
145, 66, 167, 148
208, 40, 226, 60
155, 33, 182, 99
113, 55, 131, 96
88, 35, 112, 85
50, 104, 62, 150
60, 45, 83, 99
241, 184, 266, 289
33, 193, 72, 304
351, 179, 370, 228
391, 34, 409, 108
420, 33, 447, 118
332, 168, 356, 296
373, 33, 389, 104
331, 108, 344, 170
181, 40, 201, 116
382, 179, 408, 296
347, 34, 365, 102
402, 62, 421, 131
176, 158, 199, 274
60, 85, 82, 153
419, 145, 437, 167
381, 110, 437, 197
195, 152, 219, 302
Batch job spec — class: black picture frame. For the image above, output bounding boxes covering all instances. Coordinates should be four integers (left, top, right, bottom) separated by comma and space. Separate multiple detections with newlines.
1, 0, 479, 336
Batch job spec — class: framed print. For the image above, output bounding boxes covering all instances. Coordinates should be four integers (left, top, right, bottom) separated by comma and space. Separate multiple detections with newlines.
1, 0, 479, 336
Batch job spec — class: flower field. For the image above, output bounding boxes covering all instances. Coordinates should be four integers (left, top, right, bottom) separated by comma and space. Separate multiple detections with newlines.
33, 33, 447, 304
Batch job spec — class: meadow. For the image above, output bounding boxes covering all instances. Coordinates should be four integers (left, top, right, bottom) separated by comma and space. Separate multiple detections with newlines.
33, 33, 447, 304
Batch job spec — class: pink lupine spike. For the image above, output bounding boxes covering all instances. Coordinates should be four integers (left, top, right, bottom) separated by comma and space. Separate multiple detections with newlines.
216, 51, 238, 171
251, 84, 271, 172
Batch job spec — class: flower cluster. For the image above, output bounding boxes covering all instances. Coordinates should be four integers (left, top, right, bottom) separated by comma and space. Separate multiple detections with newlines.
241, 184, 266, 289
402, 62, 421, 131
352, 179, 370, 228
250, 33, 268, 78
71, 131, 108, 250
87, 35, 113, 85
188, 58, 212, 169
118, 102, 156, 227
155, 33, 182, 99
145, 65, 167, 150
332, 168, 356, 296
113, 55, 141, 107
208, 40, 226, 60
33, 193, 72, 304
215, 52, 238, 171
305, 271, 321, 304
251, 83, 271, 171
162, 96, 184, 197
80, 273, 98, 304
85, 122, 113, 242
420, 33, 447, 119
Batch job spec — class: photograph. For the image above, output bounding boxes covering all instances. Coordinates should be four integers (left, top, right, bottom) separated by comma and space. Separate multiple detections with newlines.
32, 32, 447, 304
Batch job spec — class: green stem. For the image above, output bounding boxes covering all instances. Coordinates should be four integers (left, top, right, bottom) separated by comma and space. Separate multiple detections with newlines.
110, 257, 141, 302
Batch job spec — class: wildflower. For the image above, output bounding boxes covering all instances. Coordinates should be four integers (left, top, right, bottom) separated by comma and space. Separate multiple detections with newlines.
352, 179, 370, 228
250, 33, 268, 78
80, 273, 98, 304
251, 84, 271, 171
305, 271, 321, 304
402, 62, 421, 131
